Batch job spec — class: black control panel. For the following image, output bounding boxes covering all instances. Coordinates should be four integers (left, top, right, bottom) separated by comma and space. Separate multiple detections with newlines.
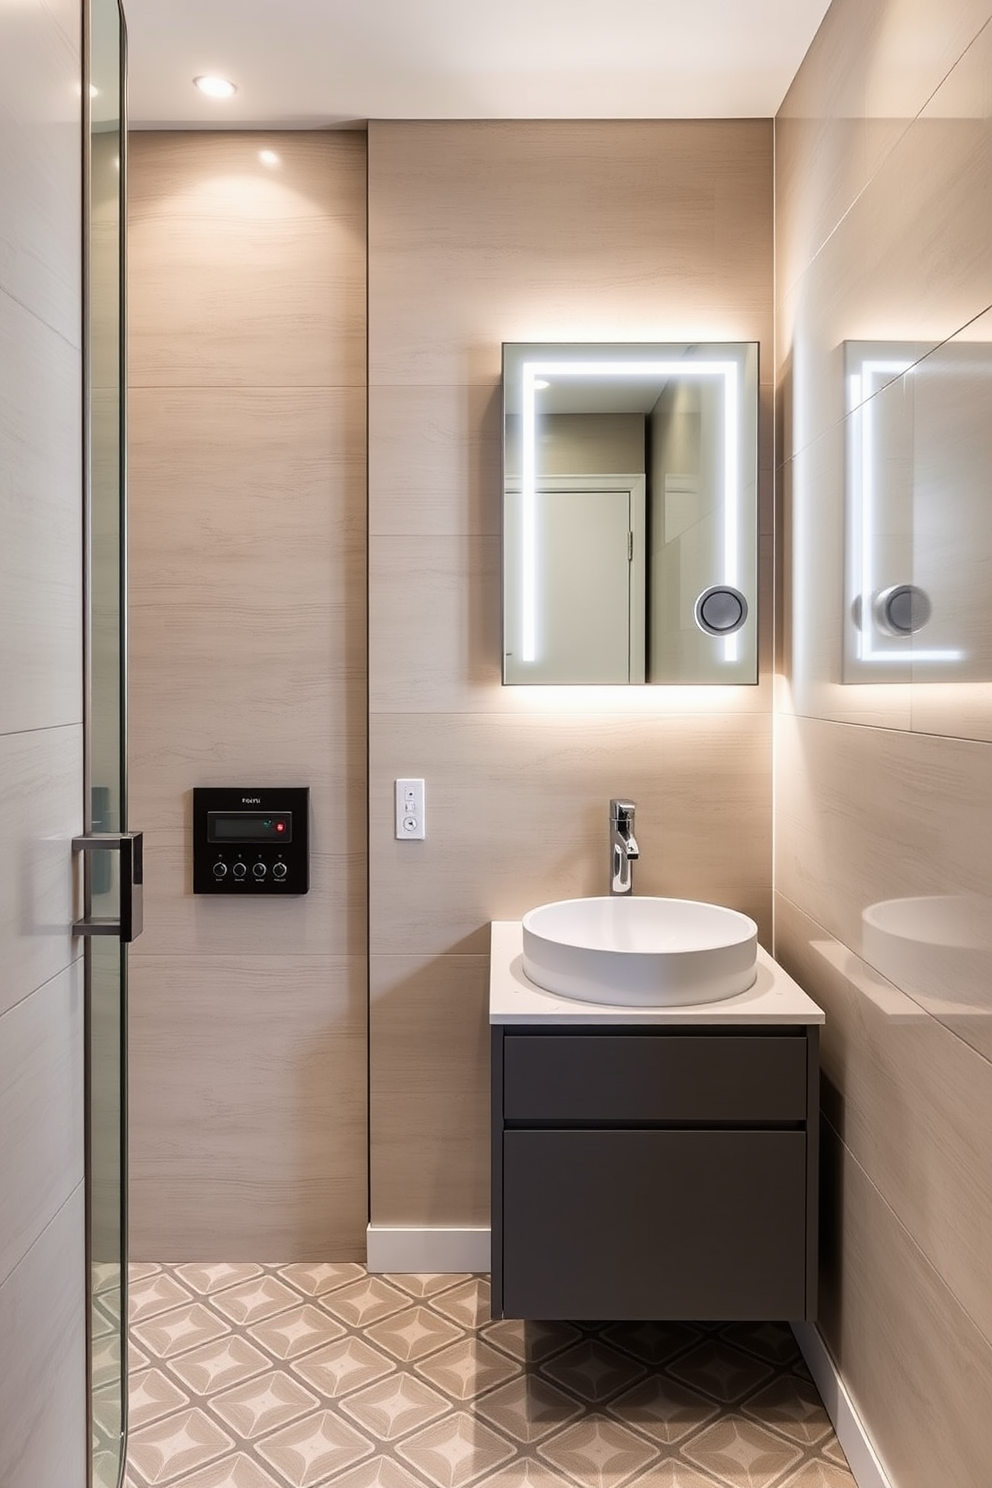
193, 787, 309, 895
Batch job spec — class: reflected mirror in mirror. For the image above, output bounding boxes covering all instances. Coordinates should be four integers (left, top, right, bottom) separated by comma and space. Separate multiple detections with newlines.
844, 339, 992, 682
502, 342, 759, 684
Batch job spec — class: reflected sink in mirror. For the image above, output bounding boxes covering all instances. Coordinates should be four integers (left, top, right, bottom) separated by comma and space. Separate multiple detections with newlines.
862, 895, 992, 1015
522, 896, 758, 1007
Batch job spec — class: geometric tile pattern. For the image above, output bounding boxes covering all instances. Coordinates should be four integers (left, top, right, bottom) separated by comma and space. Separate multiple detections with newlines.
125, 1264, 856, 1488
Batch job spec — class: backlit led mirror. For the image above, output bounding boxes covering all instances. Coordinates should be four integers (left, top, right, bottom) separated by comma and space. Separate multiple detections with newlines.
502, 342, 759, 684
844, 339, 990, 682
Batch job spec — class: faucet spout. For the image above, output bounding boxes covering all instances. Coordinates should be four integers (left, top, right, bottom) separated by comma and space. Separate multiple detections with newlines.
609, 798, 638, 895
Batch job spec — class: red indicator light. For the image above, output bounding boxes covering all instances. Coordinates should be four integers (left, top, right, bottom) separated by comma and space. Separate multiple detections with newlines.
276, 821, 286, 832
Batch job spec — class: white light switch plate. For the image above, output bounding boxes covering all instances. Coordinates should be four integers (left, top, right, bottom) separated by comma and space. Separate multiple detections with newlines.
395, 778, 426, 839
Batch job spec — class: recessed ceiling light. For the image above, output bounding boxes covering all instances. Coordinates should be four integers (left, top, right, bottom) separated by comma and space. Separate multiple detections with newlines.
259, 150, 280, 167
193, 75, 237, 99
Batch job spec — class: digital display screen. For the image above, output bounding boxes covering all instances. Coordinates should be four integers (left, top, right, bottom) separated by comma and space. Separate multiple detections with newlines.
207, 811, 292, 844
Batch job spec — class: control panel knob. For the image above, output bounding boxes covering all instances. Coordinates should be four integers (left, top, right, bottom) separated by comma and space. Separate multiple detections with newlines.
213, 861, 228, 879
232, 862, 247, 880
272, 862, 288, 881
252, 862, 267, 879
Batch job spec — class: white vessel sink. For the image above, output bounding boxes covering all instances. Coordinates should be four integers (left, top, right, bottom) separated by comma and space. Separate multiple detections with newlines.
521, 896, 758, 1007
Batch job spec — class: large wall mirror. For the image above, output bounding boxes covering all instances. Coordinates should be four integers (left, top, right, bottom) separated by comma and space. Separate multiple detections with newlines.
502, 342, 759, 684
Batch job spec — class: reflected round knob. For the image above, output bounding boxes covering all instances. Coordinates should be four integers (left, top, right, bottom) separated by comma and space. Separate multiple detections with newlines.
252, 862, 267, 879
272, 862, 288, 881
232, 862, 247, 880
212, 861, 228, 879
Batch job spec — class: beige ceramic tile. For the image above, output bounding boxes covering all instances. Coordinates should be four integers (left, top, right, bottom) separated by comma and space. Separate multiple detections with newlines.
368, 120, 772, 388
0, 964, 83, 1285
817, 1122, 992, 1488
127, 955, 367, 1261
369, 384, 502, 537
0, 292, 82, 734
0, 0, 80, 343
369, 955, 491, 1228
128, 132, 366, 388
370, 711, 772, 957
775, 893, 992, 1349
0, 1186, 86, 1486
0, 726, 82, 1017
775, 712, 992, 1062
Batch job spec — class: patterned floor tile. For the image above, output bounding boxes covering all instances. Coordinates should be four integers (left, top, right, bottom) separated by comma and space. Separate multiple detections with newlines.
473, 1375, 583, 1445
536, 1414, 659, 1488
207, 1371, 321, 1439
538, 1340, 647, 1405
124, 1265, 855, 1488
339, 1372, 452, 1442
387, 1273, 471, 1301
415, 1338, 522, 1402
605, 1373, 720, 1446
365, 1304, 464, 1363
667, 1339, 775, 1405
247, 1304, 346, 1362
127, 1408, 235, 1486
681, 1416, 805, 1488
395, 1410, 517, 1488
255, 1409, 373, 1486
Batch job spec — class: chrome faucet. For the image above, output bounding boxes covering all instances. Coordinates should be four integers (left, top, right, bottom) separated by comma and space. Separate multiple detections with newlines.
609, 799, 639, 895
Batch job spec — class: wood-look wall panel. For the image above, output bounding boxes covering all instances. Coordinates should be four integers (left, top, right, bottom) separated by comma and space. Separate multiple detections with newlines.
0, 726, 82, 1019
0, 1187, 86, 1488
369, 121, 773, 387
128, 956, 367, 1261
370, 955, 491, 1227
0, 0, 81, 344
369, 385, 502, 537
0, 292, 82, 735
818, 1122, 992, 1488
0, 965, 83, 1286
128, 133, 366, 389
776, 893, 992, 1353
127, 133, 368, 1254
129, 837, 365, 960
371, 711, 772, 959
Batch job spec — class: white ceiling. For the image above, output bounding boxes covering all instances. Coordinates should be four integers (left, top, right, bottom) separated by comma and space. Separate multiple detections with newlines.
123, 0, 834, 129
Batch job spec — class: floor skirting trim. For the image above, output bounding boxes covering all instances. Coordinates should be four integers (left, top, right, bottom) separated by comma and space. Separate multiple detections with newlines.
792, 1321, 894, 1488
366, 1223, 491, 1273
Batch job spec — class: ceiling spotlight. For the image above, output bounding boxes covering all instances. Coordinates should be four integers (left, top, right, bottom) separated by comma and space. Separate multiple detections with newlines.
259, 150, 280, 167
193, 75, 237, 99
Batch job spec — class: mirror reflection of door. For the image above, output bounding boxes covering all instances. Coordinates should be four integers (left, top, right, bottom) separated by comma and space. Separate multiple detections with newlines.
504, 480, 646, 683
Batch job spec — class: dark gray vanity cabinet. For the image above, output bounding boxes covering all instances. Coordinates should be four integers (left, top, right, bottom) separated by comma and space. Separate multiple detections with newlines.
490, 1026, 819, 1321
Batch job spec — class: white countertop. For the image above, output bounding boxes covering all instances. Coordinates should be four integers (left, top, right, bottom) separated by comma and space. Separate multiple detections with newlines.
490, 920, 825, 1025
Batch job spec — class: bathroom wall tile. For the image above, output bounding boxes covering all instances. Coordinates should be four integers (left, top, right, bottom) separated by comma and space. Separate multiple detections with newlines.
0, 725, 82, 1019
370, 712, 772, 958
369, 384, 502, 538
816, 1121, 992, 1488
369, 535, 774, 718
128, 835, 365, 960
0, 291, 82, 735
775, 893, 992, 1351
0, 964, 83, 1286
0, 1186, 86, 1488
128, 955, 367, 1260
128, 132, 366, 389
369, 954, 491, 1227
775, 712, 992, 1064
368, 120, 772, 388
0, 0, 80, 343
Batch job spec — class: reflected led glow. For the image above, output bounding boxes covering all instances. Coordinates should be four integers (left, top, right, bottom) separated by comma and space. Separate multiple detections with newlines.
193, 75, 237, 99
519, 359, 742, 666
847, 355, 963, 668
259, 149, 280, 167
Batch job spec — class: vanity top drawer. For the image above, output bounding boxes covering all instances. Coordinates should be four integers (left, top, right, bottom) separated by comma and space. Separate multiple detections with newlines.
502, 1032, 808, 1124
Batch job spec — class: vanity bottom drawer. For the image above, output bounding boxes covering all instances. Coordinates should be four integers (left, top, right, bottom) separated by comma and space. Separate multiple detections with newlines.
501, 1129, 807, 1320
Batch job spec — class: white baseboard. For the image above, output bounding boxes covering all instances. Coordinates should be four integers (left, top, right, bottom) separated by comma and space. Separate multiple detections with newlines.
792, 1322, 894, 1488
366, 1225, 491, 1274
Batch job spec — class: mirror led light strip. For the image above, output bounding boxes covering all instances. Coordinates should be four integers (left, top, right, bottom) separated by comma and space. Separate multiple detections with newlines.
520, 360, 742, 666
847, 358, 962, 665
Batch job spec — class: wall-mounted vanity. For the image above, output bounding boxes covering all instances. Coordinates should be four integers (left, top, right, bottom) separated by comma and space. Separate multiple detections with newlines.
502, 342, 759, 684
